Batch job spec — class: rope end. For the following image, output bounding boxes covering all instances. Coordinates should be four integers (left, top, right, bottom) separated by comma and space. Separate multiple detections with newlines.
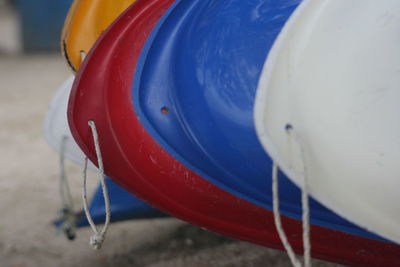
89, 234, 105, 250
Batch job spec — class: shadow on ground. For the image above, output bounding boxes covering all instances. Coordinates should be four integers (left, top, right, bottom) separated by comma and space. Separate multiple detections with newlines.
106, 224, 342, 267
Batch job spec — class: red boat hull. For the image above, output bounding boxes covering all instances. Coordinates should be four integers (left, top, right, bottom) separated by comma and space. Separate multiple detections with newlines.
68, 0, 400, 265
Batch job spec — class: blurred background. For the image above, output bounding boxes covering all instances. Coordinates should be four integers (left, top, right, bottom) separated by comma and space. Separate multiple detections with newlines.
0, 1, 340, 266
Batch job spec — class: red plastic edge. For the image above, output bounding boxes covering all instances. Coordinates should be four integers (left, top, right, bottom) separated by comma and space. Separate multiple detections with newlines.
68, 0, 400, 265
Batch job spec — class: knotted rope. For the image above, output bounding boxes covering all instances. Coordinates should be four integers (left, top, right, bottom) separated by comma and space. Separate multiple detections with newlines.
82, 120, 111, 249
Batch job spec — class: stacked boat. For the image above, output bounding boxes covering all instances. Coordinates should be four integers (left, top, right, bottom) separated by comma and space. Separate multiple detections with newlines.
44, 0, 166, 238
44, 0, 400, 265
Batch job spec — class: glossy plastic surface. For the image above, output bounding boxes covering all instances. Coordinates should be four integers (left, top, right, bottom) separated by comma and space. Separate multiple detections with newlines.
54, 177, 166, 228
132, 0, 378, 239
61, 0, 135, 71
78, 178, 166, 227
68, 1, 400, 265
254, 0, 400, 243
44, 77, 163, 226
43, 75, 96, 169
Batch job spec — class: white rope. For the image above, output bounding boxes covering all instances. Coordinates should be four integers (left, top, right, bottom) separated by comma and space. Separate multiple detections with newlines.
301, 162, 311, 267
82, 120, 111, 250
272, 128, 311, 267
59, 135, 76, 240
272, 163, 302, 267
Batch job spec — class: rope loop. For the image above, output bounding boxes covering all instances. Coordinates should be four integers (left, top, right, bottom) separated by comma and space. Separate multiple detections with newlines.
272, 163, 303, 267
82, 120, 111, 250
59, 135, 77, 240
272, 127, 311, 267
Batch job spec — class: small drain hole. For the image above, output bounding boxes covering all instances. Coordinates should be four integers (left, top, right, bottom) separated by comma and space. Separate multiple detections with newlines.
285, 123, 293, 132
160, 106, 169, 114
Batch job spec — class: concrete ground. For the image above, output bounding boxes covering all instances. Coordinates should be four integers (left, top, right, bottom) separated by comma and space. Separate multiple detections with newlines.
0, 3, 342, 267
